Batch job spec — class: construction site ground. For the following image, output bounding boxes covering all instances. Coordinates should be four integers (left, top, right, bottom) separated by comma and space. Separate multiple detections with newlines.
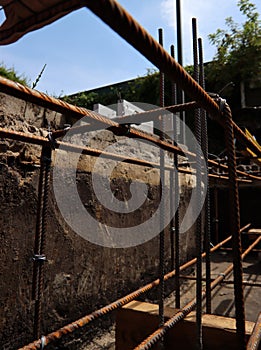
83, 249, 261, 350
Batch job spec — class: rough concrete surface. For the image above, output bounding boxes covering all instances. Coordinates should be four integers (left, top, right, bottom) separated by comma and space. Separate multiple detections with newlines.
0, 93, 197, 349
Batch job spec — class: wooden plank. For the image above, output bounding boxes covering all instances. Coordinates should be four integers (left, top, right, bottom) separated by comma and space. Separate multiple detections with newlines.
116, 301, 255, 350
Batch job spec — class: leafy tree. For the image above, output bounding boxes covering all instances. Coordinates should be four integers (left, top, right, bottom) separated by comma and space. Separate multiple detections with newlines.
0, 63, 29, 86
207, 0, 261, 107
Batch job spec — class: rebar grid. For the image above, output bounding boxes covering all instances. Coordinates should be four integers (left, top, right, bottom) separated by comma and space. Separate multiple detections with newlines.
18, 224, 251, 350
0, 126, 259, 183
132, 234, 261, 350
0, 1, 259, 348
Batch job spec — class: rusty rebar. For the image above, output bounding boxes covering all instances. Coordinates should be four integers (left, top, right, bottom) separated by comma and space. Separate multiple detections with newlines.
0, 126, 259, 183
32, 147, 46, 339
20, 224, 250, 350
179, 275, 261, 287
112, 101, 199, 125
192, 17, 203, 350
223, 102, 246, 349
18, 225, 251, 350
83, 0, 261, 157
198, 37, 211, 315
213, 187, 219, 244
247, 312, 261, 350
175, 0, 185, 144
0, 76, 260, 158
133, 233, 260, 350
170, 44, 181, 309
32, 145, 52, 339
158, 28, 165, 333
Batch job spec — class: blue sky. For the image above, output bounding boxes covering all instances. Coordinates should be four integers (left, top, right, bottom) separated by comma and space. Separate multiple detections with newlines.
0, 0, 260, 96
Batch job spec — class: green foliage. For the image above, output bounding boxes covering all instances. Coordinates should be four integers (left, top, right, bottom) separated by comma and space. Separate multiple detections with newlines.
63, 69, 161, 109
0, 63, 29, 86
208, 0, 261, 90
63, 91, 99, 108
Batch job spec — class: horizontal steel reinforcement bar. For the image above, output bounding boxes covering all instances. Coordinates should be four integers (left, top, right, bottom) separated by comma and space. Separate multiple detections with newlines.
83, 0, 261, 158
0, 126, 259, 182
0, 77, 260, 159
247, 312, 261, 350
179, 275, 261, 288
133, 233, 261, 350
111, 101, 200, 124
18, 224, 250, 350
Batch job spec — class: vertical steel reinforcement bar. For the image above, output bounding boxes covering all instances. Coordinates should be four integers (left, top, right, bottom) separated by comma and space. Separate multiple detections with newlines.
192, 18, 203, 350
158, 28, 165, 337
223, 102, 246, 349
175, 0, 186, 144
213, 186, 219, 244
32, 145, 52, 339
32, 147, 45, 339
198, 37, 211, 315
170, 44, 181, 309
169, 46, 175, 273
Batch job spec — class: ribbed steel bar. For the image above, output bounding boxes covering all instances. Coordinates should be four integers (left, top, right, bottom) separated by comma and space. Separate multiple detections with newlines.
175, 0, 186, 144
112, 101, 199, 125
179, 275, 261, 287
0, 126, 185, 169
158, 28, 165, 334
0, 78, 260, 158
170, 44, 181, 309
32, 147, 46, 339
84, 0, 219, 116
209, 174, 252, 183
133, 233, 261, 350
0, 80, 195, 160
223, 102, 246, 349
209, 160, 261, 181
169, 45, 176, 272
83, 0, 261, 158
192, 18, 203, 350
33, 146, 52, 339
19, 225, 251, 350
198, 37, 211, 315
247, 312, 261, 350
169, 168, 175, 270
0, 127, 259, 183
213, 187, 219, 244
